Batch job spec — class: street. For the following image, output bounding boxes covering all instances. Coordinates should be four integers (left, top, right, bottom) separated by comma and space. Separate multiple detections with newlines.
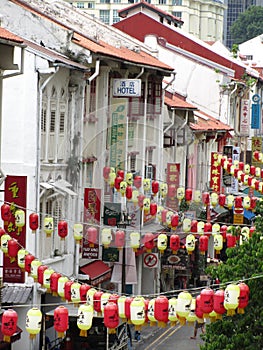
132, 323, 204, 350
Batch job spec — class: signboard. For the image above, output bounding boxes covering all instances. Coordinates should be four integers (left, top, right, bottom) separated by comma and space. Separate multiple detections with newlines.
113, 79, 141, 97
239, 99, 250, 136
82, 188, 101, 259
233, 213, 244, 225
252, 137, 263, 167
102, 247, 119, 262
143, 253, 158, 268
251, 103, 260, 129
231, 146, 240, 193
103, 202, 121, 226
166, 163, 180, 210
210, 152, 221, 193
3, 175, 27, 283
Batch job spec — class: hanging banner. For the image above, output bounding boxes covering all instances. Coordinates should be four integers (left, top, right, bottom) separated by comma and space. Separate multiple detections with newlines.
82, 188, 101, 259
166, 163, 180, 210
252, 137, 262, 167
239, 99, 250, 136
3, 175, 27, 283
210, 152, 221, 193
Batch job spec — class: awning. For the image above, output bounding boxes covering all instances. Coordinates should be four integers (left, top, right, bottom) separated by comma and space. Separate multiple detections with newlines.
1, 285, 32, 304
40, 179, 77, 196
79, 260, 112, 286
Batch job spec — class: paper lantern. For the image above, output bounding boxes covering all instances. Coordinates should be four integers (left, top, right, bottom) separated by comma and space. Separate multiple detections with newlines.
86, 288, 96, 307
108, 293, 119, 305
166, 211, 174, 226
101, 228, 112, 248
126, 185, 133, 200
37, 265, 48, 285
73, 223, 83, 243
50, 272, 62, 296
250, 197, 257, 210
29, 213, 39, 233
143, 232, 155, 252
182, 218, 191, 233
199, 235, 208, 255
147, 298, 157, 326
87, 227, 97, 247
150, 202, 157, 216
80, 284, 91, 302
186, 298, 197, 325
101, 292, 111, 314
26, 307, 42, 339
157, 233, 167, 253
171, 213, 179, 230
64, 280, 74, 302
191, 220, 198, 234
115, 230, 125, 250
104, 302, 119, 333
161, 209, 168, 224
77, 303, 93, 337
214, 234, 223, 254
170, 234, 180, 254
151, 181, 159, 196
195, 294, 204, 320
54, 306, 68, 338
25, 253, 35, 274
185, 188, 192, 202
210, 193, 218, 207
30, 259, 42, 282
57, 221, 68, 240
213, 289, 226, 319
124, 296, 133, 323
114, 175, 123, 191
176, 291, 192, 325
125, 172, 133, 185
226, 233, 237, 248
109, 172, 116, 187
117, 169, 124, 179
156, 206, 163, 222
133, 176, 142, 189
237, 282, 249, 314
186, 234, 195, 254
130, 296, 145, 329
218, 194, 226, 207
143, 178, 151, 192
204, 222, 212, 235
1, 309, 18, 342
197, 221, 204, 234
43, 268, 54, 293
7, 238, 19, 263
226, 194, 234, 209
194, 190, 201, 203
243, 196, 251, 210
130, 231, 140, 252
224, 284, 240, 316
117, 295, 127, 320
14, 209, 25, 235
43, 217, 53, 237
168, 297, 178, 326
176, 187, 185, 201
1, 234, 11, 254
1, 204, 11, 225
57, 276, 69, 300
160, 183, 168, 198
93, 290, 103, 314
200, 288, 214, 317
202, 192, 210, 206
240, 226, 250, 244
143, 198, 150, 214
131, 190, 139, 205
154, 296, 169, 327
103, 166, 111, 181
71, 282, 81, 306
244, 164, 250, 174
120, 181, 127, 196
220, 225, 228, 241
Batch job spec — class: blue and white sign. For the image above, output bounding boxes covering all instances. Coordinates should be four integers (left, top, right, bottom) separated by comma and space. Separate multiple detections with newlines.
113, 79, 141, 97
251, 103, 260, 129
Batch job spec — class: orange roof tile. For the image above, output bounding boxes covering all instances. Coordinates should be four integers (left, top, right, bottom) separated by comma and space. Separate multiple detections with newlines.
164, 94, 197, 110
0, 27, 24, 44
190, 110, 232, 132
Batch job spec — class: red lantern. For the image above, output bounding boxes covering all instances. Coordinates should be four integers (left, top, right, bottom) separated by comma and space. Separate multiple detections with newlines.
93, 291, 104, 314
103, 166, 111, 180
202, 192, 210, 206
250, 226, 256, 237
0, 228, 6, 237
50, 272, 62, 296
237, 282, 249, 314
54, 306, 68, 338
126, 185, 133, 200
213, 289, 226, 319
1, 309, 18, 342
226, 233, 237, 248
25, 253, 35, 274
125, 296, 133, 322
134, 176, 142, 189
87, 227, 98, 247
29, 213, 39, 233
151, 181, 159, 196
200, 288, 214, 317
184, 188, 192, 202
250, 197, 257, 211
161, 209, 168, 224
195, 295, 203, 319
7, 238, 19, 263
255, 180, 260, 191
234, 196, 243, 209
220, 225, 228, 241
150, 202, 157, 216
114, 176, 123, 191
238, 162, 244, 171
253, 151, 260, 161
154, 296, 169, 327
250, 165, 256, 176
37, 265, 48, 285
104, 302, 119, 333
109, 294, 119, 304
143, 233, 155, 252
247, 176, 253, 186
64, 281, 74, 302
171, 214, 179, 230
79, 284, 90, 302
191, 220, 198, 234
204, 222, 212, 235
218, 194, 226, 207
1, 204, 11, 225
58, 221, 68, 240
199, 235, 208, 255
170, 234, 180, 253
115, 230, 125, 250
117, 170, 124, 179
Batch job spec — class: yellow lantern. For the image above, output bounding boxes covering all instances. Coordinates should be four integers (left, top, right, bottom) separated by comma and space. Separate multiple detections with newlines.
166, 211, 173, 227
237, 170, 243, 180
186, 298, 197, 326
212, 223, 220, 235
109, 172, 116, 187
240, 226, 250, 244
186, 234, 195, 254
143, 178, 151, 192
86, 288, 97, 307
130, 296, 145, 330
244, 164, 250, 174
26, 307, 42, 339
223, 160, 229, 170
148, 299, 157, 326
194, 190, 201, 203
210, 193, 218, 207
77, 303, 93, 337
230, 164, 235, 175
160, 183, 168, 198
157, 233, 167, 253
43, 217, 53, 237
176, 291, 192, 325
126, 172, 133, 185
1, 234, 11, 254
15, 209, 25, 235
226, 195, 234, 209
117, 295, 127, 321
132, 190, 139, 205
168, 297, 178, 326
224, 284, 240, 316
209, 310, 217, 323
197, 221, 204, 234
214, 233, 223, 254
243, 174, 249, 185
101, 292, 111, 315
43, 268, 54, 293
130, 232, 140, 252
74, 223, 83, 243
71, 282, 81, 306
182, 218, 191, 233
120, 181, 127, 197
177, 187, 185, 201
17, 249, 27, 270
30, 259, 42, 282
57, 276, 69, 300
255, 167, 261, 177
101, 228, 112, 248
243, 196, 251, 210
143, 198, 150, 214
157, 206, 164, 222
251, 178, 257, 189
259, 182, 263, 192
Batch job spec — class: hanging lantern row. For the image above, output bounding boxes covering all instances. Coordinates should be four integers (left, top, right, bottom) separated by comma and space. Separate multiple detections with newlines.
2, 282, 249, 342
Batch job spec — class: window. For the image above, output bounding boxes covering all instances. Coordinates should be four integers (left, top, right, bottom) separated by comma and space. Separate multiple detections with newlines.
89, 79, 96, 114
100, 10, 110, 24
130, 154, 136, 171
147, 77, 162, 117
172, 0, 182, 4
113, 0, 121, 2
172, 11, 182, 18
100, 0, 110, 3
76, 2, 84, 8
88, 2, 95, 8
159, 0, 166, 4
128, 82, 145, 118
113, 9, 120, 23
246, 55, 253, 60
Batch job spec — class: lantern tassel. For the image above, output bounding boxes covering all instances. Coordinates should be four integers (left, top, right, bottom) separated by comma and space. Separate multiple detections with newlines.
3, 335, 11, 343
57, 332, 65, 338
79, 330, 87, 337
237, 308, 244, 314
29, 334, 36, 340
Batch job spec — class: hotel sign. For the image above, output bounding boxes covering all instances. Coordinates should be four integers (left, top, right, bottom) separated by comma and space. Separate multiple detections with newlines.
113, 79, 141, 97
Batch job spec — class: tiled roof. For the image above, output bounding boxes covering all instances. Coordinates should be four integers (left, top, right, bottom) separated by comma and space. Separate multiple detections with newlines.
2, 285, 32, 304
0, 27, 24, 44
164, 94, 197, 110
190, 110, 232, 132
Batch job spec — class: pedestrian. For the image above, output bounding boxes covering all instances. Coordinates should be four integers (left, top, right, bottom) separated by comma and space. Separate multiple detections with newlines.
134, 330, 141, 341
190, 320, 205, 339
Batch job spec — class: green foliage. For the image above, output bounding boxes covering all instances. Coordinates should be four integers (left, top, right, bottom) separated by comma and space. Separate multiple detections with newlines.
201, 225, 263, 350
230, 6, 263, 45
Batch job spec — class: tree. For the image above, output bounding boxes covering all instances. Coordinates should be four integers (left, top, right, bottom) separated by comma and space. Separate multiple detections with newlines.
230, 6, 263, 45
200, 200, 263, 350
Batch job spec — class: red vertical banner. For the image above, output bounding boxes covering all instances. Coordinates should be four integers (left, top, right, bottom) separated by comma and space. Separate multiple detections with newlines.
3, 175, 27, 283
210, 152, 221, 194
82, 188, 101, 259
166, 163, 180, 210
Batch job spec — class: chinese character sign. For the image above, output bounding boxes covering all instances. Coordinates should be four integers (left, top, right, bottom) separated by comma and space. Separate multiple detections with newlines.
166, 163, 180, 210
240, 99, 250, 136
252, 137, 262, 167
210, 153, 221, 194
4, 175, 27, 283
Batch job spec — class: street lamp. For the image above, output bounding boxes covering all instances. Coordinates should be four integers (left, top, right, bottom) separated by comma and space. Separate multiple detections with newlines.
117, 212, 131, 294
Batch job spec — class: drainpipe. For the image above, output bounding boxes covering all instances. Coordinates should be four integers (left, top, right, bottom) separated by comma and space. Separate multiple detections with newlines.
135, 67, 144, 79
163, 70, 177, 90
87, 59, 100, 84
